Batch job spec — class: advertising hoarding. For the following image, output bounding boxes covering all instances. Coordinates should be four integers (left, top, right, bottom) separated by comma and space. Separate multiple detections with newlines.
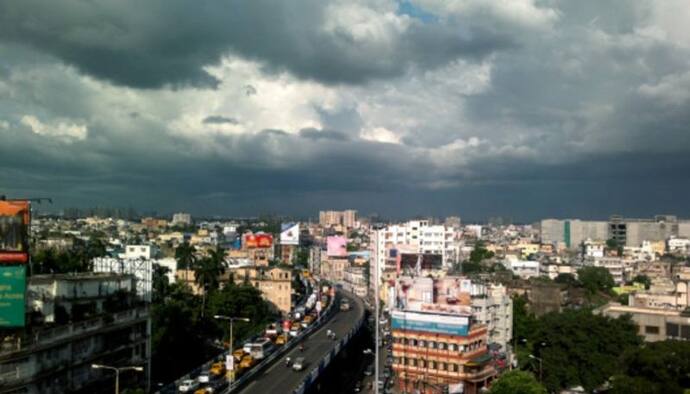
0, 265, 25, 327
391, 310, 469, 336
243, 233, 274, 249
326, 236, 347, 257
0, 200, 30, 264
280, 223, 299, 246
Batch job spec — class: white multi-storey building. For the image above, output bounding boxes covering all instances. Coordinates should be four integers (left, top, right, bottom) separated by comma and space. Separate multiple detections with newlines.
470, 283, 513, 351
370, 221, 458, 291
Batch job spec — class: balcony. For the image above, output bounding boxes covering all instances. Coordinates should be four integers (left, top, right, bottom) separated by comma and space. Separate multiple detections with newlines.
0, 306, 148, 358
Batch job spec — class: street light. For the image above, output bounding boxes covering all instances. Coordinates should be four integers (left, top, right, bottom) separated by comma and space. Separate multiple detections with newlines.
214, 315, 250, 383
528, 354, 543, 383
91, 364, 143, 394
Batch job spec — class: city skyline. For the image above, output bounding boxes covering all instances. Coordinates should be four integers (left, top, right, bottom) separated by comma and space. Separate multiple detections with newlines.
2, 1, 690, 221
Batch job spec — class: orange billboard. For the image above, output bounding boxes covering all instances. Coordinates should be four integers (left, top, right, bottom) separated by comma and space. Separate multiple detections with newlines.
0, 200, 30, 264
243, 233, 274, 249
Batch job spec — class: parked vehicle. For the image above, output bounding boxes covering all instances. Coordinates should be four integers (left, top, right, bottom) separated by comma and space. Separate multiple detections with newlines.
197, 373, 210, 384
292, 357, 306, 371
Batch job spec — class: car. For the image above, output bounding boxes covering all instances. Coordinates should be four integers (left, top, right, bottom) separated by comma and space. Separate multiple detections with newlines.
206, 379, 228, 393
178, 379, 199, 393
354, 381, 362, 392
197, 373, 210, 384
363, 348, 373, 355
364, 365, 374, 376
292, 357, 306, 371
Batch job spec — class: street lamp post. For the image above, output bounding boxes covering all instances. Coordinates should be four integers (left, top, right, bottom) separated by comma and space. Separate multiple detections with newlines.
91, 364, 143, 394
528, 354, 543, 383
214, 315, 250, 384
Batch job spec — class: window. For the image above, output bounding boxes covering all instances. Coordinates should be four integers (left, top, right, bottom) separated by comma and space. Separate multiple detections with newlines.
429, 341, 436, 349
681, 325, 690, 340
439, 362, 446, 371
410, 358, 417, 367
418, 340, 426, 347
448, 343, 457, 351
645, 325, 660, 335
667, 323, 680, 338
438, 342, 446, 350
429, 361, 435, 369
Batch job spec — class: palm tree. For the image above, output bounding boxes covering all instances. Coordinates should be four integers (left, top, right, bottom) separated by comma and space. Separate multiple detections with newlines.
193, 247, 227, 317
175, 242, 196, 283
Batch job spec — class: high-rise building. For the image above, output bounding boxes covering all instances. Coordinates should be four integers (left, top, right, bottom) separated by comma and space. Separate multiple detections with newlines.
318, 210, 358, 228
171, 212, 192, 226
540, 219, 608, 248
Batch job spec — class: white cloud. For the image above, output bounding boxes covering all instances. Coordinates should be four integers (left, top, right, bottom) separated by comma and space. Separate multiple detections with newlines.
0, 120, 8, 130
20, 115, 88, 141
360, 126, 401, 144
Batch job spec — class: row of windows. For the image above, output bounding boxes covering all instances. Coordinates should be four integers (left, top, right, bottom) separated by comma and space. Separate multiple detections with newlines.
395, 357, 462, 372
394, 337, 484, 353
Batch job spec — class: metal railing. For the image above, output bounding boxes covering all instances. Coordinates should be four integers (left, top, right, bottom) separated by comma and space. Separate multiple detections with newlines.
293, 293, 365, 394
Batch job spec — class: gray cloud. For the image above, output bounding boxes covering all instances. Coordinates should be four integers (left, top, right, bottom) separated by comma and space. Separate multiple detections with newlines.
202, 116, 240, 125
0, 0, 513, 88
1, 0, 690, 221
299, 128, 350, 141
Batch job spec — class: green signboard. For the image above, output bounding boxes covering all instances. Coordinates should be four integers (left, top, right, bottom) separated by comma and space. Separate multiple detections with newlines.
0, 265, 25, 327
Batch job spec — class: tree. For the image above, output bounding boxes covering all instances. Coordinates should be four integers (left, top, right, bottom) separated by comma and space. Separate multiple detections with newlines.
193, 247, 227, 317
489, 371, 546, 394
529, 309, 641, 392
554, 273, 578, 286
152, 264, 170, 303
611, 340, 690, 394
175, 242, 196, 282
470, 241, 495, 263
577, 266, 615, 295
632, 274, 651, 290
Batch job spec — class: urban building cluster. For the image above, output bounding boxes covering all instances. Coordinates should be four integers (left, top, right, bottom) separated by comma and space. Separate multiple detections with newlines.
4, 203, 690, 394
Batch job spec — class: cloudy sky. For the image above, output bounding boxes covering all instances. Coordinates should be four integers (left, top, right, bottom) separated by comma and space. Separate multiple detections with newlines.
1, 0, 690, 221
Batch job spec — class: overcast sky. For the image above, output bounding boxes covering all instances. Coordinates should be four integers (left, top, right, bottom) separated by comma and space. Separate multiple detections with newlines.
1, 0, 690, 221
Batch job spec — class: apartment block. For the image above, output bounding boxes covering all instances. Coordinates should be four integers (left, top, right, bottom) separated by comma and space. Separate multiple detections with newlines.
0, 273, 150, 394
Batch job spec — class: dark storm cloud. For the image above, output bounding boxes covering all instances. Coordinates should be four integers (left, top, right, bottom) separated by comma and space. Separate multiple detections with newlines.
0, 0, 513, 89
202, 116, 240, 125
299, 128, 350, 141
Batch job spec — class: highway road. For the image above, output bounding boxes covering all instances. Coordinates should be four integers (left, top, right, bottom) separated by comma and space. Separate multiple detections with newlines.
238, 290, 365, 394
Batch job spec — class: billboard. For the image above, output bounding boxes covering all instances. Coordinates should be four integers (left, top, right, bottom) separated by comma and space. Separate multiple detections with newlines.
326, 236, 347, 257
391, 310, 469, 336
0, 200, 30, 264
280, 223, 299, 246
0, 265, 25, 327
243, 233, 273, 249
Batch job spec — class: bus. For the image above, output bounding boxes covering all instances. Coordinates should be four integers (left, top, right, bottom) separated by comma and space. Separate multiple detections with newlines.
250, 338, 274, 360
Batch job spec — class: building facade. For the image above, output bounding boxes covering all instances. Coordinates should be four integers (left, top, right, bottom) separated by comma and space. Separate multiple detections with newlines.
0, 273, 150, 394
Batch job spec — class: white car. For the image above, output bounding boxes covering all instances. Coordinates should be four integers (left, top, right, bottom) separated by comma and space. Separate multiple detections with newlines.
198, 373, 210, 384
292, 357, 306, 371
178, 379, 198, 393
